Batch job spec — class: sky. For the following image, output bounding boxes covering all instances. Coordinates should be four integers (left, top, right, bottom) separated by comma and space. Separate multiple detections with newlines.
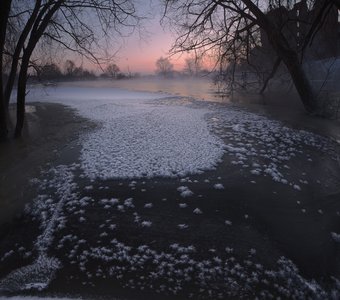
101, 0, 189, 75
114, 17, 185, 75
50, 0, 210, 75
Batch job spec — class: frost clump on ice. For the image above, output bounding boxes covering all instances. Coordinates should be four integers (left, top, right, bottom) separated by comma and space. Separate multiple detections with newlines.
208, 107, 337, 189
193, 208, 202, 214
214, 183, 225, 190
331, 232, 340, 242
177, 186, 194, 198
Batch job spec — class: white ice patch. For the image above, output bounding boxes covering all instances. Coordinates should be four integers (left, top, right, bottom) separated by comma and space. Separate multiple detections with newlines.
25, 86, 224, 179
0, 255, 60, 293
0, 166, 76, 293
80, 105, 224, 179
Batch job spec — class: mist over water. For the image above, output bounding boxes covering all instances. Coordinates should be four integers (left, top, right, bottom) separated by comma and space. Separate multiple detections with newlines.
60, 77, 225, 102
56, 77, 306, 111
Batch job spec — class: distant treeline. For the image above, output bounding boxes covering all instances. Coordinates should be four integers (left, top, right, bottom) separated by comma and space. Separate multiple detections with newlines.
20, 60, 140, 82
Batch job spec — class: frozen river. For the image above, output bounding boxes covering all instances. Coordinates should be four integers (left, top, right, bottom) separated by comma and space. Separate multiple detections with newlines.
1, 82, 340, 299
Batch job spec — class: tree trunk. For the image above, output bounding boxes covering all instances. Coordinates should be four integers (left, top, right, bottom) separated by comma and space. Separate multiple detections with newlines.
332, 0, 340, 9
14, 0, 63, 137
268, 34, 319, 113
0, 95, 7, 141
4, 0, 42, 109
0, 0, 12, 141
14, 55, 29, 138
242, 0, 319, 113
0, 79, 8, 141
280, 51, 318, 113
260, 57, 281, 94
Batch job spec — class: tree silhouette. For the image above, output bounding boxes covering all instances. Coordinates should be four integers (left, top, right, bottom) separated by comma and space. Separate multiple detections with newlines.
155, 57, 174, 77
0, 0, 140, 139
0, 0, 11, 141
105, 63, 120, 79
64, 60, 76, 77
163, 0, 340, 113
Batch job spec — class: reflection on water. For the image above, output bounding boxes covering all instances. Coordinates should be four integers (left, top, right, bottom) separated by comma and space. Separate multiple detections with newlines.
61, 77, 227, 102
59, 78, 294, 107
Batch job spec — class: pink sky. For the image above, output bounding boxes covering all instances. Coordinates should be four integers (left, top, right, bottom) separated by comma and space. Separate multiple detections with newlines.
78, 1, 213, 75
114, 18, 187, 74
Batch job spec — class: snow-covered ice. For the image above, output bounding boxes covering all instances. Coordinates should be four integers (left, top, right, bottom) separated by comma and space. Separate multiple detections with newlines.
26, 85, 337, 188
26, 87, 224, 179
14, 84, 339, 299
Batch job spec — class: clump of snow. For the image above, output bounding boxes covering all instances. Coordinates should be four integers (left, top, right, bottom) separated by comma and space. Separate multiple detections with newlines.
124, 198, 134, 208
144, 203, 153, 209
193, 208, 202, 214
249, 248, 257, 256
225, 220, 232, 226
214, 183, 225, 190
331, 232, 340, 242
1, 250, 14, 262
109, 224, 117, 230
141, 221, 152, 227
179, 203, 187, 208
293, 184, 301, 191
225, 247, 234, 253
117, 205, 125, 212
177, 186, 194, 198
177, 224, 189, 229
84, 185, 93, 191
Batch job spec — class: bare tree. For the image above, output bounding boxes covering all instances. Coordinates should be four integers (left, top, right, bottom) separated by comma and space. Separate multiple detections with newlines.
163, 0, 339, 114
4, 0, 42, 111
105, 63, 120, 79
183, 56, 202, 76
0, 0, 140, 139
155, 56, 174, 77
0, 0, 12, 141
36, 63, 63, 80
64, 59, 76, 77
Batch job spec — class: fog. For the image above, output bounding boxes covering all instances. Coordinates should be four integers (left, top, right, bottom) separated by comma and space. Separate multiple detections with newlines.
59, 77, 220, 102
